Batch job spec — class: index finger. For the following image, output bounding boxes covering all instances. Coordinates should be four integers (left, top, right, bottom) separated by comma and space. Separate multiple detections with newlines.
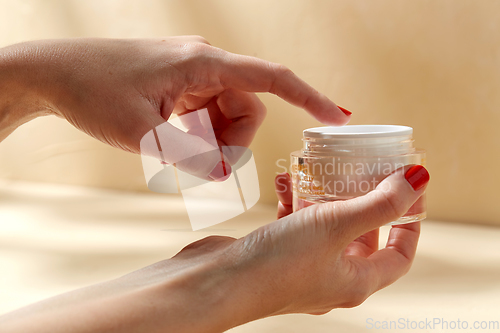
217, 52, 351, 125
367, 221, 421, 290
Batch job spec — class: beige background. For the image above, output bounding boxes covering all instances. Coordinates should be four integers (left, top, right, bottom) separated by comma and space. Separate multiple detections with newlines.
1, 0, 499, 225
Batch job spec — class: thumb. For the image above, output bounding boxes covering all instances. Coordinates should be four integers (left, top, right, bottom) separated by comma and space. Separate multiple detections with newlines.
315, 165, 430, 244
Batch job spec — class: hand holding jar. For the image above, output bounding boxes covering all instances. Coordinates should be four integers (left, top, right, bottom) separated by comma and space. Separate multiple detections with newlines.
0, 36, 430, 333
290, 125, 427, 224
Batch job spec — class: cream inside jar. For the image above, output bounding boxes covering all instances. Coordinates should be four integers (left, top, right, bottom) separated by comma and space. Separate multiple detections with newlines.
290, 125, 426, 225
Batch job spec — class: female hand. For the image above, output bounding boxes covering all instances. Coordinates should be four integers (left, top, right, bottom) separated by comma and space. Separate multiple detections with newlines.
1, 165, 428, 333
0, 37, 351, 178
229, 165, 427, 316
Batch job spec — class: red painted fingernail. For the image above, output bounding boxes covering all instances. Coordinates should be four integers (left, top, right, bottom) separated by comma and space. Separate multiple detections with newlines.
338, 106, 352, 116
405, 165, 430, 191
208, 161, 231, 182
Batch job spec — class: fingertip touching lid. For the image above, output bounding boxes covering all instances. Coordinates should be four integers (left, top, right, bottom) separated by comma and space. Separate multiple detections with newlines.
304, 125, 413, 139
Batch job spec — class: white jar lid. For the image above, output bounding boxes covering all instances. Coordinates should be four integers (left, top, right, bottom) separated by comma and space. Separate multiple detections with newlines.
304, 125, 413, 139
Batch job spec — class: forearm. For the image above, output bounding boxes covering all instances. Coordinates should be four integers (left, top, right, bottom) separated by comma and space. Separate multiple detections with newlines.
0, 240, 284, 333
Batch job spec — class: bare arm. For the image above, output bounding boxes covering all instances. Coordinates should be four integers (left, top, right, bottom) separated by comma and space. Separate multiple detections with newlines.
0, 166, 428, 332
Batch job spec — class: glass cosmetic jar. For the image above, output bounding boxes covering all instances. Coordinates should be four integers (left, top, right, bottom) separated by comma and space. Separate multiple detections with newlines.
290, 125, 426, 225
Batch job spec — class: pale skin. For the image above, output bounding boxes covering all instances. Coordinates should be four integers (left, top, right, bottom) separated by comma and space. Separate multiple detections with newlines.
0, 37, 428, 333
0, 36, 350, 178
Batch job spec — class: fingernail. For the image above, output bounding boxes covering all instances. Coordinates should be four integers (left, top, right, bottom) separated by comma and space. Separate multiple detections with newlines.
405, 165, 430, 191
208, 161, 232, 182
338, 106, 352, 116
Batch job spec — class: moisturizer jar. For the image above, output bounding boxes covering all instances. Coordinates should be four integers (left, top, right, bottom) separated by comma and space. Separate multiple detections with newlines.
290, 125, 426, 225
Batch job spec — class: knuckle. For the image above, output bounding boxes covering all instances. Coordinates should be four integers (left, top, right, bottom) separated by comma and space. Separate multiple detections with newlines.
191, 35, 211, 45
401, 264, 412, 276
314, 202, 343, 235
178, 235, 227, 253
273, 63, 294, 78
183, 41, 211, 56
376, 188, 407, 221
300, 89, 320, 110
343, 295, 367, 308
341, 281, 372, 308
341, 288, 370, 308
267, 63, 293, 94
254, 99, 267, 121
340, 265, 374, 308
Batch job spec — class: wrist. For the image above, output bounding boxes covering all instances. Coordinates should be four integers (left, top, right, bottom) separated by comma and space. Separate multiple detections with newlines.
0, 237, 290, 333
0, 252, 281, 333
151, 246, 287, 332
0, 42, 56, 141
